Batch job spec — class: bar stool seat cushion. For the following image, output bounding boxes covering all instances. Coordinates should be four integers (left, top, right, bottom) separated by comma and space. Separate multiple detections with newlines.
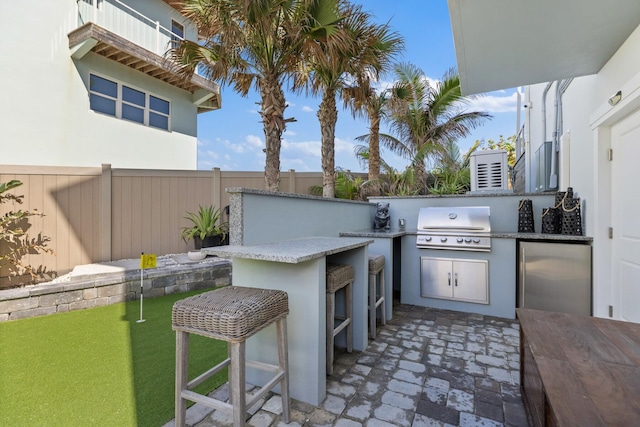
368, 254, 385, 273
326, 264, 355, 293
172, 286, 289, 341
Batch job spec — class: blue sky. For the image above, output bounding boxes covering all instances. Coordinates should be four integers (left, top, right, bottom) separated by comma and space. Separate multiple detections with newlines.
195, 0, 520, 172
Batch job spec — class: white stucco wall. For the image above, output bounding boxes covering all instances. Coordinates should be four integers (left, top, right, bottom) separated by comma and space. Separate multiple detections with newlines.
0, 0, 202, 169
524, 23, 640, 318
525, 24, 640, 230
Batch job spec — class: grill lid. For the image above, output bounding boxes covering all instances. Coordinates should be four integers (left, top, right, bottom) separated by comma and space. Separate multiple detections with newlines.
416, 206, 491, 251
417, 206, 491, 234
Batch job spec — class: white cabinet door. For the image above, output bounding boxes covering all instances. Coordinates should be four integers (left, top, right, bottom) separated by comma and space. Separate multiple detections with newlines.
420, 257, 453, 298
452, 260, 488, 304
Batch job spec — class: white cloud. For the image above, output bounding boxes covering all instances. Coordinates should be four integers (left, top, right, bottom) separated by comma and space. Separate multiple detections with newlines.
198, 160, 215, 169
375, 79, 394, 93
281, 157, 316, 172
334, 137, 356, 154
302, 106, 315, 113
204, 150, 220, 160
245, 134, 264, 149
228, 144, 246, 154
213, 134, 264, 155
464, 91, 519, 113
281, 138, 321, 158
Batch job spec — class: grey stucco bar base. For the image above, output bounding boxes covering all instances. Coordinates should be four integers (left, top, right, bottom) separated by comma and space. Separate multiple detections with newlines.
340, 229, 408, 321
203, 237, 373, 406
401, 238, 517, 319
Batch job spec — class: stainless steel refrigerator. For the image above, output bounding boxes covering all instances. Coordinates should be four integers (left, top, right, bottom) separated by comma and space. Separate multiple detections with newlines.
517, 241, 592, 316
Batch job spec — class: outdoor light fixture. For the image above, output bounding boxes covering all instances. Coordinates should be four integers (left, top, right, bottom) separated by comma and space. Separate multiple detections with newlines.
608, 90, 622, 106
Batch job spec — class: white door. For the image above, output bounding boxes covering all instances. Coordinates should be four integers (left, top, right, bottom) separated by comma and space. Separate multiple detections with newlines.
611, 109, 640, 323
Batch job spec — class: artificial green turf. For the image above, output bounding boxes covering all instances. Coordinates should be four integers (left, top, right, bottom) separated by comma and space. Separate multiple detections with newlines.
0, 290, 228, 426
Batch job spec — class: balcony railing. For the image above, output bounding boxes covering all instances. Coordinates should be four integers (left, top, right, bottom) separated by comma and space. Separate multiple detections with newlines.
76, 0, 181, 58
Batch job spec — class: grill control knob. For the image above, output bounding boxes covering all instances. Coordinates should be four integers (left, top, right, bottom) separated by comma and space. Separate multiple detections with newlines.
472, 238, 481, 243
464, 237, 472, 243
456, 237, 463, 243
440, 237, 448, 242
425, 236, 432, 242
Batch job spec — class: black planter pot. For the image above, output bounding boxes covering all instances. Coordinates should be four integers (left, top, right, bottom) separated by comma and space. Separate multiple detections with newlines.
194, 235, 222, 249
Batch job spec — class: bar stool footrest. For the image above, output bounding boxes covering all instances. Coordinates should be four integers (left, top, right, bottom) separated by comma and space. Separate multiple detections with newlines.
246, 370, 286, 409
181, 389, 233, 412
188, 358, 231, 390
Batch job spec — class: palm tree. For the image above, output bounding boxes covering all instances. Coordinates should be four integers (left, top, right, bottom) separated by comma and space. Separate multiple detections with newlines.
345, 87, 392, 182
171, 0, 343, 191
428, 140, 481, 194
384, 63, 491, 190
302, 2, 403, 197
353, 146, 421, 196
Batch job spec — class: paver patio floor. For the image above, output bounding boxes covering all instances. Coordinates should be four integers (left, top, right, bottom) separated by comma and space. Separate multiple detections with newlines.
167, 302, 529, 427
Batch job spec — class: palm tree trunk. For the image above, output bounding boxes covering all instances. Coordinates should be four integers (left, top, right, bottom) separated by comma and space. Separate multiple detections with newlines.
368, 111, 381, 181
413, 159, 427, 193
318, 90, 338, 198
259, 74, 286, 192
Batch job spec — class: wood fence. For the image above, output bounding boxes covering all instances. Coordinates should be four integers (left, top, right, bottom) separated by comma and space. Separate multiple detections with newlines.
0, 164, 333, 288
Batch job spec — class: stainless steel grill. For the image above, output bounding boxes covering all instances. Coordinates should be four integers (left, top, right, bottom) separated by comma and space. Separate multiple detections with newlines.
416, 206, 491, 252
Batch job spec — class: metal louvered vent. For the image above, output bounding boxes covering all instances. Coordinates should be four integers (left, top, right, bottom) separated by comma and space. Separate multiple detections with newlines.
470, 150, 509, 192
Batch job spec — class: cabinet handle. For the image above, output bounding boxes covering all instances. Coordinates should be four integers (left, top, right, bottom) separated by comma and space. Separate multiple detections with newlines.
448, 272, 451, 286
455, 272, 458, 287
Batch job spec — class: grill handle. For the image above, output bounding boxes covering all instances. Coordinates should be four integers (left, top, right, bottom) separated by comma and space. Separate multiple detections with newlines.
448, 272, 451, 287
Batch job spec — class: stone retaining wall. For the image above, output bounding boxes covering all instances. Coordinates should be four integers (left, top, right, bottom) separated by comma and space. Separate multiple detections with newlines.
0, 258, 232, 322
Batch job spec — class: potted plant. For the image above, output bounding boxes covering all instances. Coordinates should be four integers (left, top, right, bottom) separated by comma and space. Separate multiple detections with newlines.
180, 205, 228, 249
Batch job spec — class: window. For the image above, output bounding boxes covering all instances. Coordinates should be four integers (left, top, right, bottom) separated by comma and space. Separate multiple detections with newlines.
89, 73, 171, 130
89, 74, 117, 116
171, 20, 184, 49
149, 96, 170, 130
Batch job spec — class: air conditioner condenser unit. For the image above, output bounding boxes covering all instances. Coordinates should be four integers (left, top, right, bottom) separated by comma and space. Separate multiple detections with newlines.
469, 150, 511, 193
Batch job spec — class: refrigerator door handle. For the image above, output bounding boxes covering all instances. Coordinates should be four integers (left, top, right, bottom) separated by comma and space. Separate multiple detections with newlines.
519, 246, 525, 308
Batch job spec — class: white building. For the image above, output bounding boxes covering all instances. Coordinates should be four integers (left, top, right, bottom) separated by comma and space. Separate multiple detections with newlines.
448, 0, 640, 323
0, 0, 220, 170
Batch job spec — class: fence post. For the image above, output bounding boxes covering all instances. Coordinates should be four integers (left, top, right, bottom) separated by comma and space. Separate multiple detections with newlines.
213, 167, 221, 211
288, 169, 296, 194
101, 163, 112, 262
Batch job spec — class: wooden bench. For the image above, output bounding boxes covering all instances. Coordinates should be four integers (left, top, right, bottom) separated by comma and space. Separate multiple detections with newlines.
517, 308, 640, 426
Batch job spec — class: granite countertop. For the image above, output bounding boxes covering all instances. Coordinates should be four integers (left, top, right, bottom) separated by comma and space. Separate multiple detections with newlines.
494, 232, 593, 242
361, 229, 593, 242
340, 228, 409, 238
201, 236, 374, 264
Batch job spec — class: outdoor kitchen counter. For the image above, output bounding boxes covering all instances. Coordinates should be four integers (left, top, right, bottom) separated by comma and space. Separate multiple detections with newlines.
202, 236, 372, 407
394, 229, 593, 241
491, 232, 593, 241
340, 228, 409, 238
203, 236, 373, 263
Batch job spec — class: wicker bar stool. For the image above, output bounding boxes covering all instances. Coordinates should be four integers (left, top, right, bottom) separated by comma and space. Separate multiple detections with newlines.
172, 286, 290, 427
368, 254, 387, 339
326, 263, 354, 375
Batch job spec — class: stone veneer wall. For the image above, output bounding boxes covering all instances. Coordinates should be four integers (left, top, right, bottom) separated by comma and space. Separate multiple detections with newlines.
0, 259, 232, 322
